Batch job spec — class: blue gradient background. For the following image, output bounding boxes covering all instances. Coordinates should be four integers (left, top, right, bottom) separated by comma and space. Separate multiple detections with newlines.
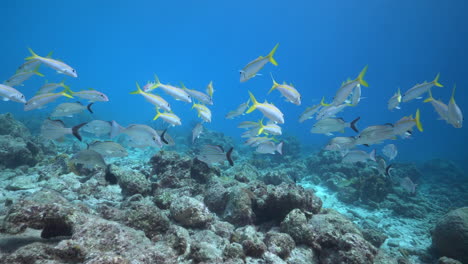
1, 0, 467, 162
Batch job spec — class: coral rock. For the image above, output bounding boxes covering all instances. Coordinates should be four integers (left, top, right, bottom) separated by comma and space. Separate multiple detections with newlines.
170, 196, 213, 228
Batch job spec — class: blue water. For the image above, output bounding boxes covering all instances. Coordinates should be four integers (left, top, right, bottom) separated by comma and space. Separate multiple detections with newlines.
1, 0, 467, 162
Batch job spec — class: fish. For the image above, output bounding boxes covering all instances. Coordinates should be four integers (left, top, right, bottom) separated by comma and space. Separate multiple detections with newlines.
206, 81, 214, 98
225, 100, 250, 119
447, 85, 463, 128
372, 158, 391, 177
387, 88, 402, 110
197, 145, 234, 166
269, 74, 301, 105
401, 73, 443, 102
342, 149, 376, 163
24, 91, 73, 111
240, 43, 279, 82
350, 84, 362, 105
192, 123, 203, 143
142, 81, 156, 92
192, 103, 212, 123
400, 177, 417, 194
120, 124, 163, 148
157, 129, 174, 146
37, 80, 70, 95
40, 119, 87, 141
153, 108, 182, 126
50, 102, 93, 117
423, 88, 449, 122
257, 119, 282, 136
382, 144, 398, 160
82, 120, 116, 137
238, 121, 260, 129
4, 67, 44, 87
392, 109, 423, 136
244, 136, 276, 147
110, 120, 125, 138
130, 82, 171, 112
70, 149, 107, 170
255, 141, 283, 155
310, 117, 360, 136
150, 75, 191, 103
87, 141, 128, 157
65, 87, 109, 102
355, 124, 395, 146
241, 128, 260, 138
246, 91, 284, 124
299, 104, 322, 123
0, 84, 27, 103
324, 136, 357, 151
25, 48, 77, 77
316, 99, 352, 120
182, 83, 213, 105
324, 65, 369, 106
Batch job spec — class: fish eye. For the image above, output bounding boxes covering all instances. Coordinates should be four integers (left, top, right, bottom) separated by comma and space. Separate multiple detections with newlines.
72, 69, 76, 72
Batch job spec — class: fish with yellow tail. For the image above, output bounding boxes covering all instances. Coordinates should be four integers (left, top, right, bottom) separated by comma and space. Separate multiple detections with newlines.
206, 81, 214, 98
388, 88, 402, 110
392, 109, 423, 137
153, 108, 182, 126
240, 43, 279, 82
148, 75, 191, 103
447, 85, 463, 128
402, 73, 443, 102
4, 65, 44, 87
269, 74, 301, 105
323, 65, 369, 106
192, 102, 212, 123
25, 48, 77, 77
246, 91, 284, 124
24, 91, 73, 111
423, 88, 449, 122
130, 82, 171, 111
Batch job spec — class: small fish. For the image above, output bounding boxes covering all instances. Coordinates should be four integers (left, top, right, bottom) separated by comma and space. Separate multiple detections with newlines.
324, 136, 357, 151
257, 119, 282, 136
244, 136, 276, 147
269, 74, 301, 105
447, 85, 463, 128
392, 109, 423, 136
66, 87, 109, 102
423, 88, 449, 122
226, 99, 250, 119
50, 102, 93, 117
400, 177, 417, 194
402, 73, 443, 102
324, 65, 369, 106
150, 75, 191, 103
355, 124, 395, 146
192, 103, 212, 123
182, 83, 213, 105
238, 121, 260, 129
246, 91, 284, 124
121, 124, 163, 148
342, 149, 376, 163
316, 98, 352, 120
241, 128, 260, 138
70, 149, 107, 170
24, 91, 73, 111
0, 84, 27, 103
40, 119, 86, 141
37, 80, 70, 95
388, 88, 402, 110
255, 141, 283, 155
192, 123, 203, 143
240, 43, 279, 82
4, 66, 44, 87
350, 84, 362, 105
382, 144, 398, 161
197, 145, 234, 166
25, 48, 77, 77
153, 108, 182, 126
206, 81, 214, 98
299, 104, 322, 123
311, 117, 360, 136
130, 82, 171, 111
87, 141, 128, 157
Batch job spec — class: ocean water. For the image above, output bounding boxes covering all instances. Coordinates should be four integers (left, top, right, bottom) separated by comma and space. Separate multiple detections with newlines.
1, 0, 468, 263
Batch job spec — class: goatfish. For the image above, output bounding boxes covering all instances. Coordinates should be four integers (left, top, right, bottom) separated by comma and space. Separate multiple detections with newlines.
206, 81, 214, 98
447, 85, 463, 128
197, 145, 234, 166
192, 103, 212, 123
402, 73, 443, 102
182, 83, 213, 105
37, 80, 70, 95
87, 141, 128, 157
0, 84, 27, 103
240, 43, 279, 82
423, 88, 449, 122
82, 120, 113, 137
342, 149, 376, 164
153, 108, 182, 126
316, 98, 352, 120
256, 141, 283, 155
246, 91, 284, 124
299, 104, 322, 123
4, 66, 44, 87
388, 88, 402, 110
24, 91, 73, 111
149, 75, 191, 103
25, 48, 77, 77
51, 102, 93, 117
130, 82, 171, 111
325, 65, 369, 106
269, 74, 301, 105
40, 119, 86, 141
65, 87, 109, 102
392, 109, 423, 136
310, 117, 360, 136
226, 99, 250, 119
192, 123, 203, 143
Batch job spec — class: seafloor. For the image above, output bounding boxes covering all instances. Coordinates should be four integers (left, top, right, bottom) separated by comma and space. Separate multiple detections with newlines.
0, 112, 467, 264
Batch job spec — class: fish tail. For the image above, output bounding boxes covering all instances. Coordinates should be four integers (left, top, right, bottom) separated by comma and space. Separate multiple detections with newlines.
450, 84, 456, 103
356, 65, 369, 87
350, 117, 360, 133
33, 64, 44, 77
152, 74, 161, 89
415, 109, 423, 132
246, 91, 258, 114
46, 51, 54, 58
161, 129, 169, 145
268, 73, 280, 94
130, 82, 142, 95
369, 149, 376, 161
423, 88, 434, 103
110, 120, 123, 138
63, 86, 75, 95
268, 43, 279, 66
433, 73, 443, 87
25, 48, 40, 61
226, 147, 234, 166
87, 103, 94, 114
276, 141, 284, 155
153, 108, 162, 120
72, 122, 87, 141
61, 91, 74, 99
320, 97, 331, 106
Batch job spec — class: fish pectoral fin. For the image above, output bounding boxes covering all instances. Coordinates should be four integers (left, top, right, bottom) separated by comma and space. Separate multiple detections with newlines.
2, 97, 9, 101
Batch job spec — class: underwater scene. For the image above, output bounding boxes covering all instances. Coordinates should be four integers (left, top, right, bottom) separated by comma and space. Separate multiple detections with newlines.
1, 1, 467, 263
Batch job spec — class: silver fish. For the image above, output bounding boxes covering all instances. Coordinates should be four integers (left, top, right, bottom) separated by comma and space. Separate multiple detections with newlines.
299, 104, 321, 123
316, 100, 351, 120
37, 80, 70, 95
226, 100, 250, 119
402, 73, 443, 102
328, 65, 368, 106
50, 102, 93, 117
382, 144, 398, 161
342, 149, 376, 163
82, 120, 112, 137
269, 74, 301, 105
355, 124, 395, 146
25, 48, 77, 77
40, 119, 86, 141
246, 91, 284, 124
392, 109, 423, 136
387, 88, 402, 110
240, 43, 279, 82
87, 141, 128, 157
4, 68, 44, 87
24, 91, 73, 111
67, 88, 109, 102
130, 82, 171, 112
182, 84, 213, 105
255, 141, 283, 155
149, 75, 191, 103
70, 149, 106, 170
0, 84, 26, 103
311, 117, 359, 136
121, 124, 162, 148
423, 88, 449, 122
197, 145, 234, 166
447, 85, 463, 128
192, 123, 203, 143
324, 136, 357, 151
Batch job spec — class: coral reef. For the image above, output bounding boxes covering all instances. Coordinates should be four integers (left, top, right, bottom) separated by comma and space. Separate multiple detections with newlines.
432, 207, 468, 263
